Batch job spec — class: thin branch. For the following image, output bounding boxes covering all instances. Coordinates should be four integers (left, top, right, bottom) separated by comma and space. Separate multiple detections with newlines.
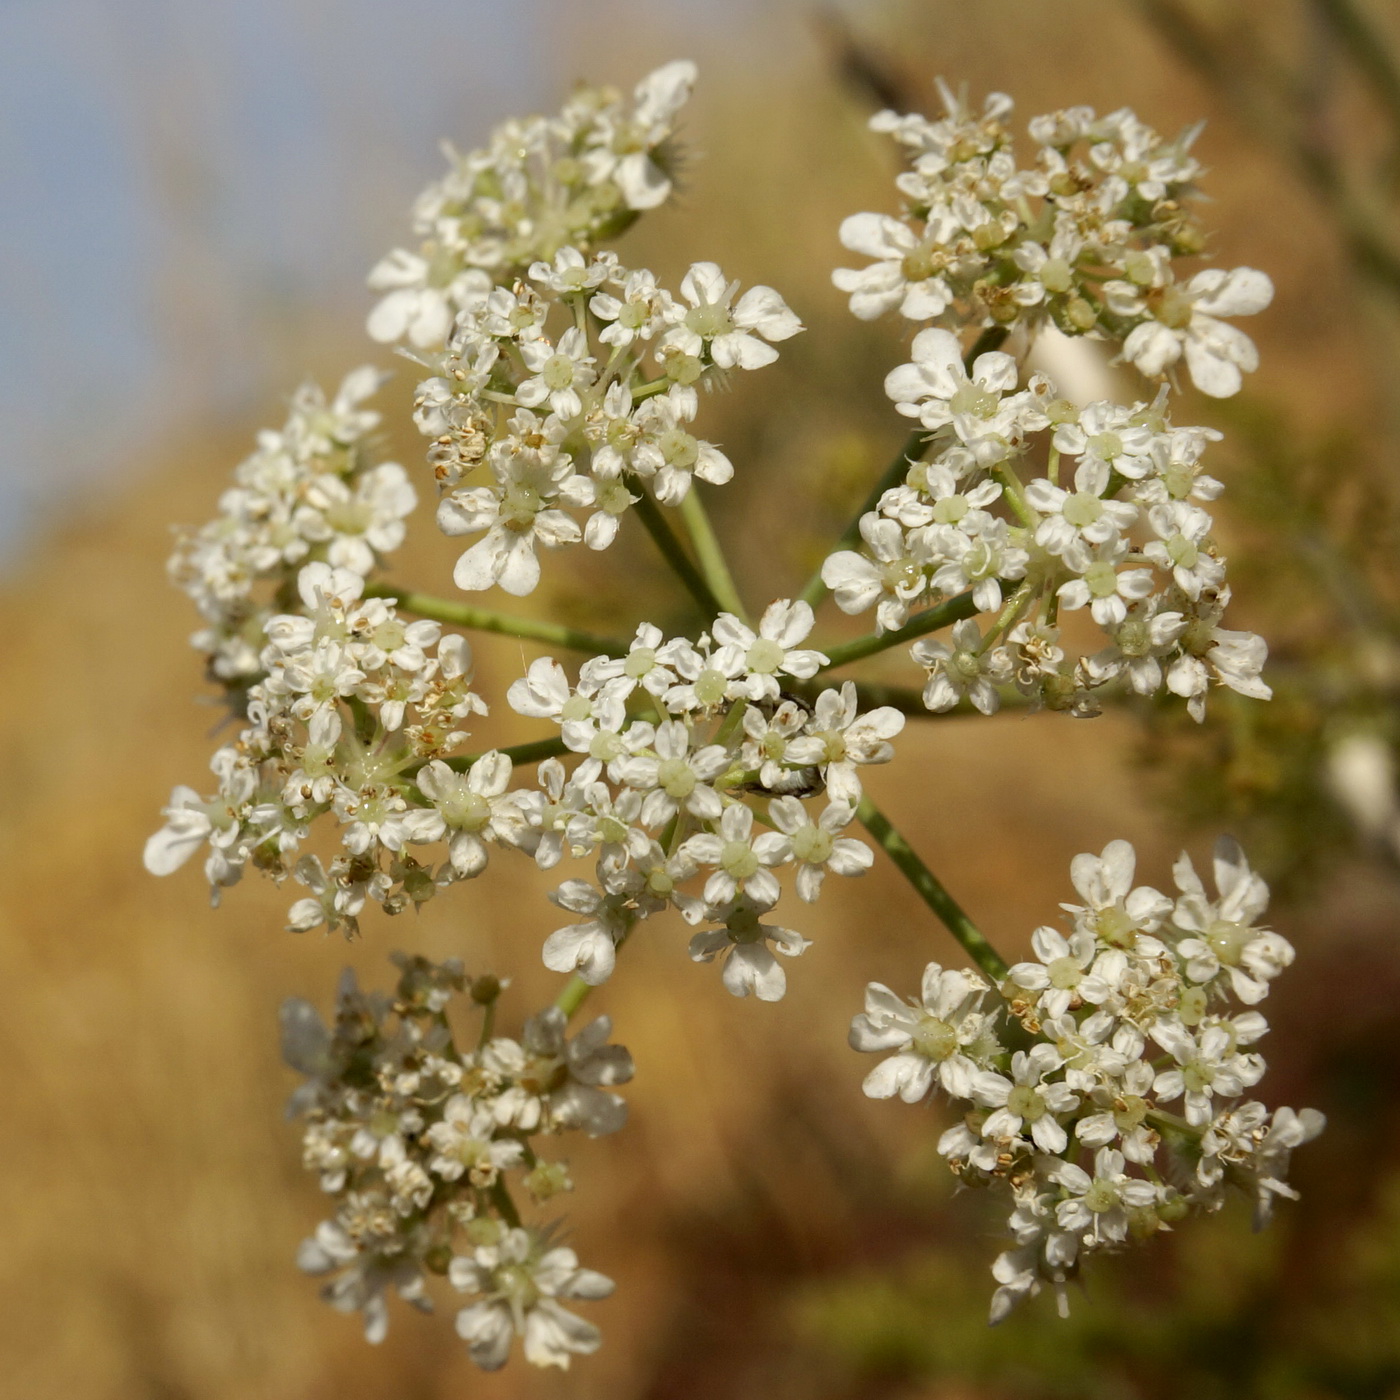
817, 587, 984, 671
679, 488, 749, 621
856, 796, 1009, 981
366, 582, 627, 657
554, 975, 594, 1018
414, 735, 568, 777
631, 489, 726, 617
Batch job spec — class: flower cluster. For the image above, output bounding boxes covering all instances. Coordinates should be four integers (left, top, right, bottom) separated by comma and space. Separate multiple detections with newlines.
365, 62, 800, 599
367, 60, 699, 349
851, 837, 1322, 1322
147, 582, 899, 991
144, 561, 495, 924
511, 601, 899, 1000
284, 954, 628, 1369
821, 329, 1268, 721
147, 61, 1315, 1369
413, 251, 799, 596
167, 368, 410, 692
834, 84, 1273, 397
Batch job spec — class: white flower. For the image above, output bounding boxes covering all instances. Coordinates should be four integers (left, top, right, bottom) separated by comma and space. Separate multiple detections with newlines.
484, 1008, 632, 1136
912, 618, 1010, 716
516, 327, 597, 419
1143, 501, 1223, 599
1055, 543, 1155, 628
821, 513, 934, 633
849, 962, 997, 1102
298, 1216, 431, 1344
583, 59, 697, 210
832, 208, 959, 320
782, 682, 904, 805
688, 897, 811, 1001
973, 1044, 1079, 1154
542, 880, 636, 985
1053, 1147, 1158, 1244
680, 802, 790, 909
616, 719, 728, 827
1064, 839, 1172, 948
1149, 1020, 1265, 1126
291, 462, 417, 577
1008, 925, 1122, 1020
1115, 266, 1273, 398
1073, 1059, 1160, 1164
649, 400, 736, 506
766, 798, 872, 900
425, 1096, 525, 1184
590, 267, 676, 346
1052, 400, 1159, 481
1170, 837, 1292, 1004
1024, 458, 1138, 568
578, 623, 676, 700
450, 1227, 614, 1371
1166, 620, 1271, 722
711, 599, 828, 702
366, 249, 491, 348
507, 657, 626, 752
662, 261, 803, 370
885, 328, 1040, 464
437, 411, 592, 596
661, 635, 747, 713
417, 754, 531, 878
1083, 602, 1187, 697
528, 246, 614, 297
924, 515, 1028, 611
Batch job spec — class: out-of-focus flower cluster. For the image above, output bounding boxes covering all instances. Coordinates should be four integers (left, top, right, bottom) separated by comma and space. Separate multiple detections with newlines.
168, 368, 409, 692
852, 837, 1323, 1322
366, 60, 699, 349
284, 954, 627, 1369
835, 83, 1273, 398
821, 330, 1269, 722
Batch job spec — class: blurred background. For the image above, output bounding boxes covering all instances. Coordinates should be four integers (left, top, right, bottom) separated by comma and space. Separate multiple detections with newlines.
4, 0, 1400, 1395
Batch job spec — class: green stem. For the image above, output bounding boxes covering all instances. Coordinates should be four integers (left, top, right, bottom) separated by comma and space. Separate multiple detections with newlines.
553, 917, 636, 1021
799, 325, 1011, 610
488, 1177, 522, 1228
477, 999, 497, 1050
976, 583, 1035, 651
856, 796, 1009, 981
631, 489, 725, 617
817, 588, 985, 671
413, 735, 567, 777
554, 976, 593, 1019
991, 462, 1035, 528
679, 489, 749, 621
365, 582, 627, 657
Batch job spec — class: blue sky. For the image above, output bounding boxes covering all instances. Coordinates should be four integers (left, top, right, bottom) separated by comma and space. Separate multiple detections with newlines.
0, 0, 766, 562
